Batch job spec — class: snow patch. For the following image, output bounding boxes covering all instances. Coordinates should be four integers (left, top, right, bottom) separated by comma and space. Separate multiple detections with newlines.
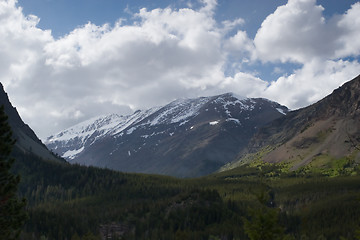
226, 118, 241, 124
179, 120, 189, 126
126, 127, 136, 135
211, 94, 255, 117
276, 108, 287, 115
63, 146, 84, 159
209, 121, 219, 125
149, 97, 210, 126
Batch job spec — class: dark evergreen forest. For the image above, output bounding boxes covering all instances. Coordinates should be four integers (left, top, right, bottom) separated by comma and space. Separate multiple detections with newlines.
10, 148, 360, 240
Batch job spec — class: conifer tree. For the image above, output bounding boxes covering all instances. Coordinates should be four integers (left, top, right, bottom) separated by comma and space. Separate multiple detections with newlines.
243, 189, 285, 240
0, 105, 27, 239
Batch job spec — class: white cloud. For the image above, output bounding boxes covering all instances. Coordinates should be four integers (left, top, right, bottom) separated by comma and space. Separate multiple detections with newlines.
335, 2, 360, 58
1, 0, 226, 138
247, 0, 360, 109
218, 72, 268, 97
254, 0, 334, 63
253, 0, 360, 63
224, 30, 255, 60
221, 18, 245, 33
200, 0, 217, 15
262, 59, 360, 109
0, 0, 359, 140
0, 0, 52, 87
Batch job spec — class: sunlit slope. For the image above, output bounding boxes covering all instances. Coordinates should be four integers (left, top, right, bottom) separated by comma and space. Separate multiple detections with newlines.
223, 74, 360, 172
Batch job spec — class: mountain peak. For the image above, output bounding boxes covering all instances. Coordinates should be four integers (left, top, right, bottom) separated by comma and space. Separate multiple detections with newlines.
45, 93, 288, 177
319, 74, 360, 116
217, 92, 247, 100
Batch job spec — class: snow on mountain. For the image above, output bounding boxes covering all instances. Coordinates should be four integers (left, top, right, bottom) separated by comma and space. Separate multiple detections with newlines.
46, 93, 251, 156
209, 120, 220, 125
47, 114, 122, 142
45, 92, 289, 177
148, 97, 211, 126
276, 108, 287, 115
45, 108, 160, 160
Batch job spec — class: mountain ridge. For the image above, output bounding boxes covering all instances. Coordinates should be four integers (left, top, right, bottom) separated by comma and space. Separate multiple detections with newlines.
46, 92, 288, 177
225, 74, 360, 171
0, 83, 63, 163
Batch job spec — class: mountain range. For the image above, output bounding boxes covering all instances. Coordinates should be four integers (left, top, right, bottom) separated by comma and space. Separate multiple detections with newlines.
1, 75, 359, 239
2, 74, 359, 178
45, 93, 288, 177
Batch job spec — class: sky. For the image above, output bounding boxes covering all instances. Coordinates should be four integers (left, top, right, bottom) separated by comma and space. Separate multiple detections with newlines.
1, 0, 360, 139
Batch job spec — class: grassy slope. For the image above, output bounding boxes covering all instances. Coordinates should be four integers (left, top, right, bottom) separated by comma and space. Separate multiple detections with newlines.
222, 116, 360, 176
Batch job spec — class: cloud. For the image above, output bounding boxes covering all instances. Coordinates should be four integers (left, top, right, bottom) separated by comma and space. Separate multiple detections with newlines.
254, 0, 335, 63
221, 18, 245, 33
224, 30, 254, 56
253, 0, 360, 63
335, 2, 360, 58
262, 59, 360, 109
247, 0, 360, 108
0, 0, 359, 139
1, 0, 226, 138
218, 72, 268, 97
0, 0, 52, 86
200, 0, 217, 15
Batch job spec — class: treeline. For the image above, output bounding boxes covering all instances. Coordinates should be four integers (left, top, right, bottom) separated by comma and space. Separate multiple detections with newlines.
10, 149, 360, 240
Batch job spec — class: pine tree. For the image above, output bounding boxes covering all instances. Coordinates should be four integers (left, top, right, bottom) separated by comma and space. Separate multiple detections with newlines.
0, 105, 27, 239
243, 189, 285, 240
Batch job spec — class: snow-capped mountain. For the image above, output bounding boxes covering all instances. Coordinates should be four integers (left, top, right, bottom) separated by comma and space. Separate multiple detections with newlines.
45, 93, 288, 177
46, 108, 160, 160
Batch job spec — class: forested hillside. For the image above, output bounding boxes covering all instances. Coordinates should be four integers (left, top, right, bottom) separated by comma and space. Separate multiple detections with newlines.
12, 151, 360, 240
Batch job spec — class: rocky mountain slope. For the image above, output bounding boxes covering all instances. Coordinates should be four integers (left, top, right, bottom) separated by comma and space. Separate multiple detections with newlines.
45, 93, 288, 177
0, 83, 63, 162
225, 74, 360, 171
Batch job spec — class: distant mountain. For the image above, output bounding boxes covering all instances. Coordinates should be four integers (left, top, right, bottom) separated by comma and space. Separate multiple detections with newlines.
224, 74, 360, 171
0, 83, 63, 162
45, 93, 288, 177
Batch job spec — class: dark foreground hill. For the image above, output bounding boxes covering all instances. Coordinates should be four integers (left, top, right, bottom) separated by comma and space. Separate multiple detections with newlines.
0, 83, 63, 163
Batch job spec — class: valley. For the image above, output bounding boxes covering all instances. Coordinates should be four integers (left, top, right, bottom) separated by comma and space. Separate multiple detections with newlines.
1, 75, 360, 239
13, 152, 360, 240
1, 1, 360, 239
